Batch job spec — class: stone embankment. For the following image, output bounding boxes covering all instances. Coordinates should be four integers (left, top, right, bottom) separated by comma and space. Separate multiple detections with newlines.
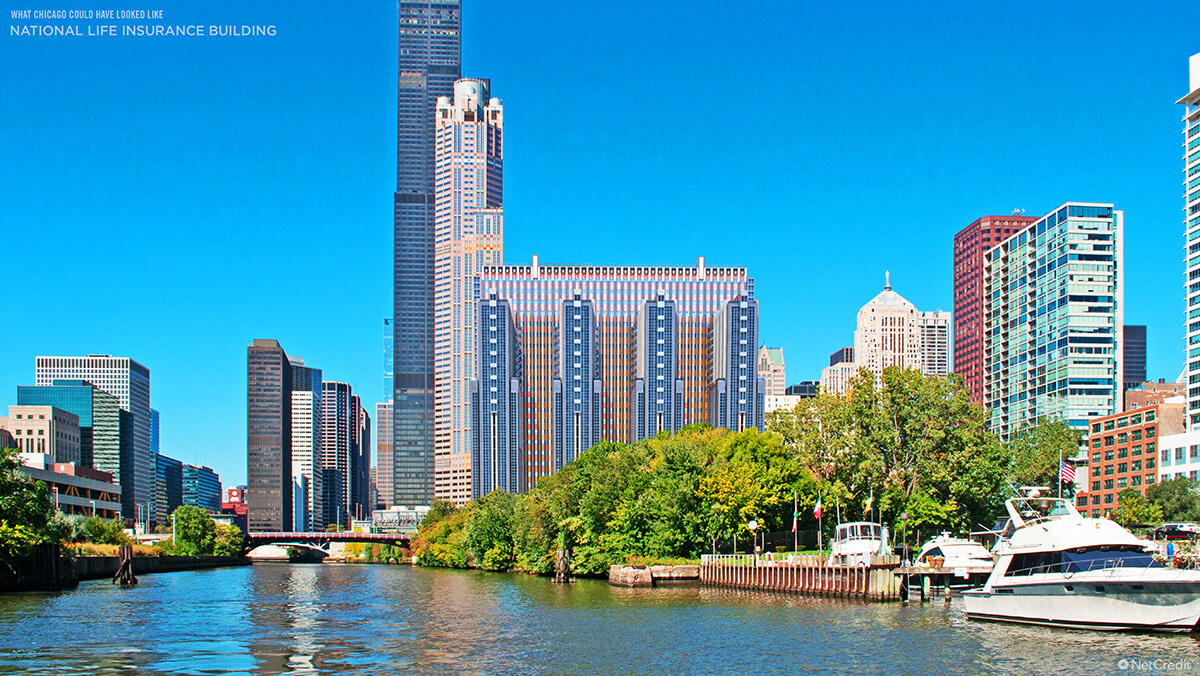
608, 564, 700, 587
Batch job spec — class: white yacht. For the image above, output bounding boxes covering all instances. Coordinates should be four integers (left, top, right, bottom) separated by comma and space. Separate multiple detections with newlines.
828, 522, 891, 567
916, 533, 995, 569
962, 489, 1200, 632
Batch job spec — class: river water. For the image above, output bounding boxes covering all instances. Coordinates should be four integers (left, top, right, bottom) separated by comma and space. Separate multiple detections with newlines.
0, 563, 1196, 675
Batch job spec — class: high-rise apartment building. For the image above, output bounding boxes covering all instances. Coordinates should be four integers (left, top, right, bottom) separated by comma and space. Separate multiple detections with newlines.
1179, 53, 1200, 430
291, 388, 320, 532
919, 311, 952, 377
469, 256, 764, 499
953, 215, 1039, 404
433, 78, 504, 504
983, 203, 1123, 439
35, 356, 152, 518
819, 275, 949, 394
376, 401, 394, 508
394, 0, 462, 509
18, 380, 124, 500
757, 347, 786, 397
1123, 325, 1147, 391
318, 382, 371, 526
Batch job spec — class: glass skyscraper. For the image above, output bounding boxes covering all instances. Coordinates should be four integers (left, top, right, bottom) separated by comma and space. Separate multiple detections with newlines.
393, 0, 461, 508
982, 203, 1123, 439
1178, 53, 1200, 430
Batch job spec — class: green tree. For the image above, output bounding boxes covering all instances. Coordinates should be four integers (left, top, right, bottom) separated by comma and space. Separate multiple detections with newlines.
213, 523, 244, 557
1145, 477, 1200, 523
1008, 419, 1081, 494
171, 506, 215, 556
463, 491, 517, 571
1111, 488, 1163, 526
0, 446, 60, 582
80, 516, 132, 545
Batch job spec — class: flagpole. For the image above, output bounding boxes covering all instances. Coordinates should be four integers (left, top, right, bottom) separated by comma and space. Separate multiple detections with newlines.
793, 490, 798, 553
1059, 445, 1063, 499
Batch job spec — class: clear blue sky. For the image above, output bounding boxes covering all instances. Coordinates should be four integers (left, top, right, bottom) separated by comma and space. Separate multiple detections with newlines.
2, 1, 1195, 487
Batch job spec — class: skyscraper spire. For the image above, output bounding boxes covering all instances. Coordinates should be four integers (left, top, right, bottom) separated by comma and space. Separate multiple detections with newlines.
884, 270, 891, 290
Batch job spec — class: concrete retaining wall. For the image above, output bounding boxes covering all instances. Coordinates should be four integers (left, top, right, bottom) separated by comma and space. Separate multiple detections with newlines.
608, 564, 701, 587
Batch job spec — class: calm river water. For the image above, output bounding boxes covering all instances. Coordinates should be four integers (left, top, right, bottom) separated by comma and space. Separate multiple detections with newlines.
0, 563, 1197, 675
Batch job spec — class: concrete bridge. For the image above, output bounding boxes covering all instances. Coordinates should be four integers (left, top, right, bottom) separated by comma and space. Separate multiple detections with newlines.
247, 531, 411, 555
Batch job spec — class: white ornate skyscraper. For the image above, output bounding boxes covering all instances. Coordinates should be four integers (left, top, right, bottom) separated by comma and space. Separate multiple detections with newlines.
1179, 53, 1200, 431
433, 78, 503, 504
757, 346, 786, 397
819, 273, 950, 393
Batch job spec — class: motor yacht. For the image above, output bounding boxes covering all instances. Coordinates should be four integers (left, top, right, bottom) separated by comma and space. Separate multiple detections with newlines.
828, 521, 891, 567
916, 533, 995, 569
962, 488, 1200, 632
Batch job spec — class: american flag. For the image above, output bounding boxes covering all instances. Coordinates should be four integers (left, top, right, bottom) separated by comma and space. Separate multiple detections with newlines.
1059, 461, 1076, 483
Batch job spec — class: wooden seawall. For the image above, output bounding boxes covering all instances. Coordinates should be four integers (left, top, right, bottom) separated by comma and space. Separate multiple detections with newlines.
699, 554, 904, 601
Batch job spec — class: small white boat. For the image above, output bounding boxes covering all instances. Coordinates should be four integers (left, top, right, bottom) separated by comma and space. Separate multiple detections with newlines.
962, 488, 1200, 633
828, 521, 891, 567
916, 533, 994, 569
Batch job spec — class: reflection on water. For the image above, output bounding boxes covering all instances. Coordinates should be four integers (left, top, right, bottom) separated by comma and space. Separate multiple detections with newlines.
0, 564, 1196, 675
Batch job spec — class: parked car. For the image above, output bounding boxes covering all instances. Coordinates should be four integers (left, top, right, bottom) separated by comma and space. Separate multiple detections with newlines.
1151, 523, 1199, 540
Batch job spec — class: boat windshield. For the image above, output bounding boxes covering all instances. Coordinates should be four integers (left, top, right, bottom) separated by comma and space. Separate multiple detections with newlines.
838, 524, 881, 541
1061, 548, 1162, 573
1005, 546, 1161, 576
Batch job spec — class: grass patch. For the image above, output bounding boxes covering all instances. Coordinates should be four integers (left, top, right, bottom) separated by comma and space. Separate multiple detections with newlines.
68, 543, 162, 557
623, 555, 700, 567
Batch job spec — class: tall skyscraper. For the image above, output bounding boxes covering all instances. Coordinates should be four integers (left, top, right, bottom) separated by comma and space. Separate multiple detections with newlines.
246, 340, 294, 531
952, 215, 1038, 404
290, 358, 322, 530
150, 409, 160, 456
433, 78, 504, 504
319, 382, 370, 526
394, 0, 462, 509
983, 203, 1123, 439
757, 347, 786, 397
36, 356, 152, 518
155, 453, 183, 528
829, 347, 854, 367
1123, 325, 1147, 391
1179, 53, 1200, 430
383, 318, 394, 398
819, 276, 949, 394
469, 256, 764, 499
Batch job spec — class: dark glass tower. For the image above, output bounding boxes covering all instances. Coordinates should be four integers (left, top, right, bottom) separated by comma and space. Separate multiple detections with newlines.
247, 339, 293, 532
394, 1, 461, 507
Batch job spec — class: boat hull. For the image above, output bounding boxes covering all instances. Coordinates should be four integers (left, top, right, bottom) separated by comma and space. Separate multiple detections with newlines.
963, 581, 1200, 632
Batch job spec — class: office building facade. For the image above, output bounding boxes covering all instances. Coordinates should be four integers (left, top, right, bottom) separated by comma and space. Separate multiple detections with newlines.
394, 0, 462, 509
183, 464, 222, 512
953, 215, 1038, 404
17, 380, 122, 474
468, 256, 764, 499
1, 406, 80, 465
246, 339, 294, 531
433, 77, 504, 504
1079, 404, 1181, 518
1122, 325, 1146, 391
376, 401, 394, 508
829, 347, 853, 367
35, 356, 152, 517
982, 203, 1124, 439
155, 453, 183, 527
757, 347, 786, 397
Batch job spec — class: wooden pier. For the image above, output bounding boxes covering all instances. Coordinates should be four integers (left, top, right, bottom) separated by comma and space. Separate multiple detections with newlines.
699, 554, 904, 601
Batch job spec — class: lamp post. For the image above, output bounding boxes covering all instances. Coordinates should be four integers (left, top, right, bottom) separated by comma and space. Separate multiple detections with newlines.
89, 500, 96, 517
52, 487, 59, 512
748, 519, 759, 562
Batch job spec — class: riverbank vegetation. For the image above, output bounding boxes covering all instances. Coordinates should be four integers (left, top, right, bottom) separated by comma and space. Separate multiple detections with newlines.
413, 366, 1200, 577
0, 444, 245, 585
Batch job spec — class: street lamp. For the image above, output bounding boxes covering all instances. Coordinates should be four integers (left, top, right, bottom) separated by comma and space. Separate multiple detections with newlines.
89, 500, 96, 517
51, 486, 58, 512
748, 519, 759, 562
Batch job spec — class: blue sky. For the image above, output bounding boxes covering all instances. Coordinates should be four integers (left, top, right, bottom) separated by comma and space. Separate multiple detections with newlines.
1, 1, 1195, 487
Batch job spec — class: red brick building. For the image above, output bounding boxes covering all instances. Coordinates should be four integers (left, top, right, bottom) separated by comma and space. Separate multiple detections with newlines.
1078, 403, 1185, 518
952, 215, 1037, 404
